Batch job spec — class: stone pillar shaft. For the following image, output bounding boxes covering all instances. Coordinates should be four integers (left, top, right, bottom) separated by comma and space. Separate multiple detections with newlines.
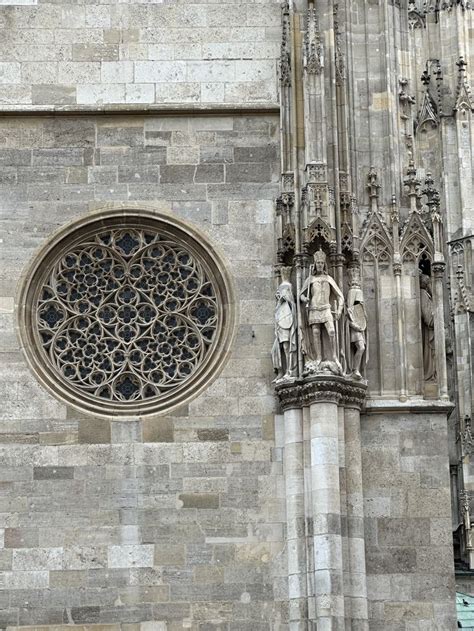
283, 407, 308, 629
344, 407, 369, 630
303, 405, 317, 624
310, 400, 345, 630
276, 377, 367, 631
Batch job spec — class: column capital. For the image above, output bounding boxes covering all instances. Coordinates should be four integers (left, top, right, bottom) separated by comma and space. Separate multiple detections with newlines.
432, 261, 446, 278
276, 375, 367, 412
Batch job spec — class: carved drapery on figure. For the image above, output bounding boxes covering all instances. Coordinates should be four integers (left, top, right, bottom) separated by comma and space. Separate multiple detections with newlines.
345, 266, 368, 380
420, 273, 437, 381
272, 267, 297, 383
299, 249, 344, 375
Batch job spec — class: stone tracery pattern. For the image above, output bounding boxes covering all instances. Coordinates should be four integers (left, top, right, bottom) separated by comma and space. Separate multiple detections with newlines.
35, 228, 218, 404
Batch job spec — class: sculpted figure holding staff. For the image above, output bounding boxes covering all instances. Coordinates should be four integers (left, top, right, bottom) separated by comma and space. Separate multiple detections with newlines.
300, 249, 344, 374
271, 267, 297, 383
345, 265, 368, 380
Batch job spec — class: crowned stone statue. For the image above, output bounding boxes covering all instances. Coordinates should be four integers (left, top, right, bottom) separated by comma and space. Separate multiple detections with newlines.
272, 266, 297, 383
300, 249, 344, 375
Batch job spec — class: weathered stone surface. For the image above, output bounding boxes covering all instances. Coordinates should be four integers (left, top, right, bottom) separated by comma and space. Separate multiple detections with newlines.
178, 493, 220, 509
78, 418, 111, 444
108, 545, 154, 569
33, 466, 74, 480
362, 412, 456, 627
0, 2, 279, 108
0, 1, 467, 628
0, 109, 281, 627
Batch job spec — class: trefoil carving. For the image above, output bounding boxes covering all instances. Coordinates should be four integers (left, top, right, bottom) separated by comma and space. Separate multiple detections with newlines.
360, 212, 393, 264
408, 0, 427, 29
400, 212, 434, 263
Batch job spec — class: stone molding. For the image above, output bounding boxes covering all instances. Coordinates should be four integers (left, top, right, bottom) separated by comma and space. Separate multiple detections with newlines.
364, 398, 454, 414
0, 104, 280, 117
275, 374, 367, 411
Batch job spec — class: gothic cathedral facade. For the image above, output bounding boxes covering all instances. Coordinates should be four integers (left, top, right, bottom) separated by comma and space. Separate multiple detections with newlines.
0, 0, 472, 629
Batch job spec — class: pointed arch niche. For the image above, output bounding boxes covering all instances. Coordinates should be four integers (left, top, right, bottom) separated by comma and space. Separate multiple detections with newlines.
360, 212, 396, 397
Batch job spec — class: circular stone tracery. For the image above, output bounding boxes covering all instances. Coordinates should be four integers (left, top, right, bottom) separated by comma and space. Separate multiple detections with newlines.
18, 210, 235, 417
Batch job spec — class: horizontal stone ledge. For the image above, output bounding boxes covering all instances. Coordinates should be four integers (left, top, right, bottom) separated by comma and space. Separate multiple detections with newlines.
5, 626, 145, 631
364, 398, 454, 414
0, 102, 280, 118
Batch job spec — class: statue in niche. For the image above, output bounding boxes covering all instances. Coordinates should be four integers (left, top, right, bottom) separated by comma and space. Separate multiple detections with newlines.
272, 266, 297, 383
420, 273, 436, 381
300, 249, 344, 375
344, 266, 368, 380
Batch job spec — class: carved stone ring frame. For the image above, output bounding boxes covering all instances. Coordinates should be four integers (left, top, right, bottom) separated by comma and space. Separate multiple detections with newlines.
16, 207, 237, 417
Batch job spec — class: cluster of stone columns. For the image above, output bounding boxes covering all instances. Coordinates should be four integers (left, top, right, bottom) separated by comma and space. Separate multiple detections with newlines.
278, 376, 368, 631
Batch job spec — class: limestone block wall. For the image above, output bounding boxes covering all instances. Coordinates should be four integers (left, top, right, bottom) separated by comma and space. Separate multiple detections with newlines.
361, 408, 457, 631
0, 0, 280, 109
0, 113, 287, 628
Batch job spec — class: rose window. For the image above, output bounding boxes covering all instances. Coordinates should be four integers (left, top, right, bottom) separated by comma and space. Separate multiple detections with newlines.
18, 210, 235, 416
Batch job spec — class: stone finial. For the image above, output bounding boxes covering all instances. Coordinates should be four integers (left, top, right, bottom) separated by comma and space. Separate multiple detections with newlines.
367, 167, 380, 212
421, 68, 430, 87
404, 161, 421, 211
333, 3, 345, 84
456, 265, 471, 313
304, 3, 323, 75
280, 0, 291, 87
455, 56, 474, 114
422, 173, 441, 218
390, 195, 399, 225
457, 56, 467, 75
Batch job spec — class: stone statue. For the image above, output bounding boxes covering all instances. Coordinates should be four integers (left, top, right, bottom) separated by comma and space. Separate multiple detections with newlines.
420, 273, 436, 381
345, 266, 368, 380
271, 267, 297, 383
300, 249, 344, 374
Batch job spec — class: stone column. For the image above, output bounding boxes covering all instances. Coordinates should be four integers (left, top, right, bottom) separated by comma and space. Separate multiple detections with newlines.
283, 407, 308, 629
276, 378, 367, 631
309, 396, 345, 631
344, 406, 369, 631
303, 404, 316, 625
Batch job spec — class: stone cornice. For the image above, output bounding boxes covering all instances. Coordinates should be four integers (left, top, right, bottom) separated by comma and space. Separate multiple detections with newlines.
275, 375, 367, 411
0, 104, 280, 118
364, 398, 454, 415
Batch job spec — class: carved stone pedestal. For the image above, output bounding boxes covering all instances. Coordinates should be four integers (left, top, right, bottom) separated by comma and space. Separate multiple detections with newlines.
276, 376, 368, 631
